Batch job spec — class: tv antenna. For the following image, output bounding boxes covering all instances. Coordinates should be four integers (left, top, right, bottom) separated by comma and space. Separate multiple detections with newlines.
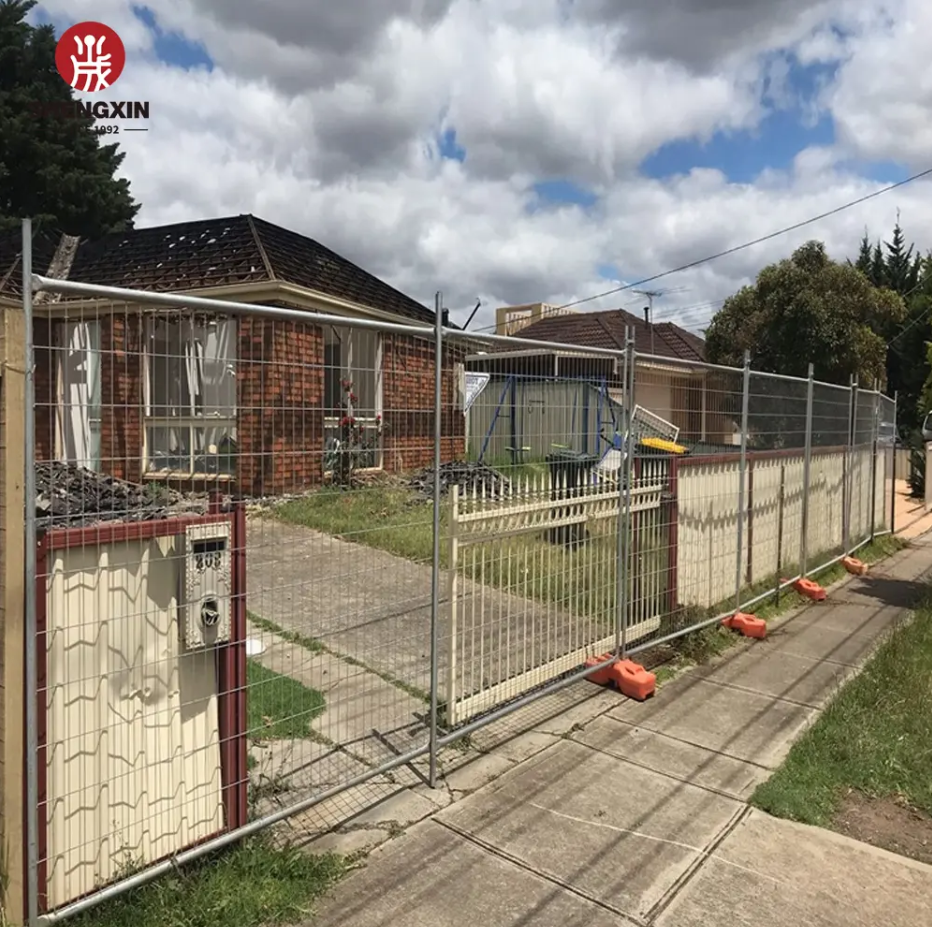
633, 287, 688, 355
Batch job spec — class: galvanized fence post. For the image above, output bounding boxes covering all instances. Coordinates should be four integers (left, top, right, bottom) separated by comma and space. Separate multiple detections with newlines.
733, 350, 751, 616
22, 219, 39, 927
843, 374, 858, 553
870, 384, 878, 542
800, 363, 814, 575
618, 331, 636, 657
614, 331, 628, 657
891, 390, 898, 536
428, 291, 443, 788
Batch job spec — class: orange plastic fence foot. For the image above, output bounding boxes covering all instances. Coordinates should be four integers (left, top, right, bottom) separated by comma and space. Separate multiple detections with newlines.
794, 577, 827, 601
722, 612, 767, 639
608, 659, 656, 701
842, 556, 868, 576
584, 653, 617, 686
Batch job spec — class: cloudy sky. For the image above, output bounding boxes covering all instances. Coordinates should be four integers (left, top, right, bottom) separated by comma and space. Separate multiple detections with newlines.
33, 0, 932, 332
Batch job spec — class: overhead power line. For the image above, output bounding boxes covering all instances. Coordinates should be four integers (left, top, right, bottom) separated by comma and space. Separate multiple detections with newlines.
554, 166, 932, 311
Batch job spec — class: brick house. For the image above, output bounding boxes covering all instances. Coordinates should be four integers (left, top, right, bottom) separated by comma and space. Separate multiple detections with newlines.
0, 216, 465, 495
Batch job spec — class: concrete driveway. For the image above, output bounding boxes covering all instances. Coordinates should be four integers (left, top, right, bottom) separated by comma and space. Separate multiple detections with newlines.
244, 517, 624, 708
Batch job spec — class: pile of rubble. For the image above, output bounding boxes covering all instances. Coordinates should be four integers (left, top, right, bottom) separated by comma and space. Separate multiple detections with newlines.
408, 460, 511, 500
35, 462, 211, 527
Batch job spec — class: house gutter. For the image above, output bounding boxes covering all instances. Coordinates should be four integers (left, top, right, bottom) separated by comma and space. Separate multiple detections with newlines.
22, 278, 435, 331
29, 276, 435, 339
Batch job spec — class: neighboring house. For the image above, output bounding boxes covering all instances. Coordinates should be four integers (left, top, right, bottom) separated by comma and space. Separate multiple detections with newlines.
466, 306, 736, 456
0, 216, 465, 495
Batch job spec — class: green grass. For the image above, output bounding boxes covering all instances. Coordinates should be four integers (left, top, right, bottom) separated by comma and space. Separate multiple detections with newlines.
72, 838, 345, 927
751, 592, 932, 826
246, 659, 326, 741
277, 487, 438, 565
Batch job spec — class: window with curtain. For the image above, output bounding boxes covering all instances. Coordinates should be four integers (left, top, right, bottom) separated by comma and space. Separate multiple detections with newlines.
323, 325, 382, 469
55, 320, 102, 470
145, 316, 237, 476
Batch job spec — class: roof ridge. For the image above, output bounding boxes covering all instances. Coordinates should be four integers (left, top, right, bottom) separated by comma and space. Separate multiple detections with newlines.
597, 312, 627, 350
246, 215, 276, 280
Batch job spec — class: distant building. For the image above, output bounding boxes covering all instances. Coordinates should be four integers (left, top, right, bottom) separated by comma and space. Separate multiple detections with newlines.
494, 302, 577, 336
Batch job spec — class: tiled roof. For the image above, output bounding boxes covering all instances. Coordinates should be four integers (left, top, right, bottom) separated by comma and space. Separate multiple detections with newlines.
0, 227, 63, 297
515, 307, 705, 361
0, 215, 436, 324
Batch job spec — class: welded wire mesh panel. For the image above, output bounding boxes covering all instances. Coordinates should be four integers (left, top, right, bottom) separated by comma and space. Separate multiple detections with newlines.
625, 358, 744, 649
743, 371, 810, 595
811, 380, 851, 448
877, 393, 898, 532
443, 345, 632, 725
31, 298, 440, 914
848, 389, 881, 545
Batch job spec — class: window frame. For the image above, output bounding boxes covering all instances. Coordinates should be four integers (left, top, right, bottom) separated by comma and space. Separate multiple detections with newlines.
53, 319, 103, 471
322, 324, 384, 473
142, 314, 238, 479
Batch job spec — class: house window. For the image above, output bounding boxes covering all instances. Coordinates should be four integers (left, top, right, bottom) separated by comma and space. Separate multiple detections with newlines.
145, 316, 237, 477
323, 325, 382, 470
55, 320, 102, 470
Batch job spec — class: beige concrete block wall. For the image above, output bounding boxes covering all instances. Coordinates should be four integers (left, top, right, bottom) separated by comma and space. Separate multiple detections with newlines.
678, 447, 882, 609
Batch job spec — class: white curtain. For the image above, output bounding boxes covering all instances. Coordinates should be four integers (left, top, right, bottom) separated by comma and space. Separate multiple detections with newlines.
201, 320, 235, 415
56, 321, 101, 470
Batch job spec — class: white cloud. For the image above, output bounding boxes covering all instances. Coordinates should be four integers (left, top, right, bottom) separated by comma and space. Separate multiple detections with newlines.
826, 0, 932, 170
31, 0, 932, 336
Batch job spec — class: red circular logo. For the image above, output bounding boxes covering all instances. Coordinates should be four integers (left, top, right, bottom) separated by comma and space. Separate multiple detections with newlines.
55, 22, 126, 93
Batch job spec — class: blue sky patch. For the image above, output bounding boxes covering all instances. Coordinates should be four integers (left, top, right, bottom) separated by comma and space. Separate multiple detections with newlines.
531, 179, 598, 209
133, 6, 214, 71
642, 58, 840, 183
597, 263, 621, 281
438, 127, 466, 161
841, 160, 910, 186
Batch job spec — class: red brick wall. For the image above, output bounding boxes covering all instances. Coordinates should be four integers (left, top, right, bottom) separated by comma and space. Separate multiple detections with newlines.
382, 334, 465, 472
33, 319, 54, 462
237, 317, 325, 496
100, 313, 144, 483
33, 309, 463, 492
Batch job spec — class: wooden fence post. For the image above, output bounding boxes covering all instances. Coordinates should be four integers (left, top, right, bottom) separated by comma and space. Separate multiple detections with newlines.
0, 304, 27, 923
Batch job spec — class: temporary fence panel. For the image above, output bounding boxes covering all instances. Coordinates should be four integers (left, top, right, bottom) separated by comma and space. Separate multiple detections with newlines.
674, 455, 744, 608
16, 239, 901, 925
879, 394, 898, 530
444, 470, 664, 726
24, 267, 450, 925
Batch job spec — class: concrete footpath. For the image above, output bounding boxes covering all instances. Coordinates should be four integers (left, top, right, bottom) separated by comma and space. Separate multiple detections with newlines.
303, 538, 932, 927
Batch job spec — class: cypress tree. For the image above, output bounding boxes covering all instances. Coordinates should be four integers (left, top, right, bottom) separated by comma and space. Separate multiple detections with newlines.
0, 0, 139, 237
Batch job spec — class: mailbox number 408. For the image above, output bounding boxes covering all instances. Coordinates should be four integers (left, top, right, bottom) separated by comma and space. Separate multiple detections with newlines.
194, 551, 223, 572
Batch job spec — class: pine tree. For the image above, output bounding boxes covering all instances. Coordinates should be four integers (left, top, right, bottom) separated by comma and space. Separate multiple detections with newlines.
870, 242, 887, 288
0, 0, 138, 237
908, 251, 922, 294
854, 232, 872, 276
884, 216, 916, 295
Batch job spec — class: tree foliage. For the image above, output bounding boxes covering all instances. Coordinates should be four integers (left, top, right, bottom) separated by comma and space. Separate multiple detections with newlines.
854, 217, 932, 433
705, 240, 905, 387
0, 0, 138, 237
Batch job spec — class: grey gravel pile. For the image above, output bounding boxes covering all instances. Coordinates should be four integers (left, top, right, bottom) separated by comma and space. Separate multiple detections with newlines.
408, 460, 511, 499
35, 461, 210, 527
